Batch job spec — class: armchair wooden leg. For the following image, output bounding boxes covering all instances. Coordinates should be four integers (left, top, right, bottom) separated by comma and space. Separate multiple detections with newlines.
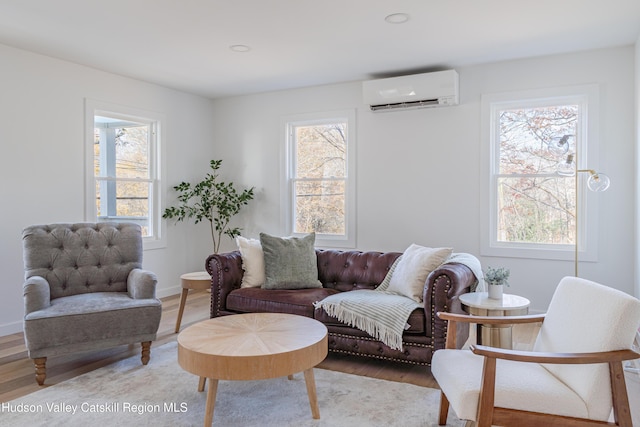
141, 341, 151, 365
34, 357, 47, 385
476, 356, 497, 427
609, 361, 633, 427
438, 391, 450, 425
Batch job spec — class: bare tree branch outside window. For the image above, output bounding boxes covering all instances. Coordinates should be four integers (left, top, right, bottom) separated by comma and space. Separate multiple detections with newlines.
497, 105, 577, 244
293, 123, 347, 235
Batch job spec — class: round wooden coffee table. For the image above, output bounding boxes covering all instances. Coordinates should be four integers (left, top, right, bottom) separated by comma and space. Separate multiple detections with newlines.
177, 312, 328, 426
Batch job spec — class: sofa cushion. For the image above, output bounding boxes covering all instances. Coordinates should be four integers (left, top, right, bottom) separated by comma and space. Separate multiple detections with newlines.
315, 305, 426, 334
260, 232, 322, 289
387, 244, 452, 302
226, 287, 339, 317
236, 236, 265, 288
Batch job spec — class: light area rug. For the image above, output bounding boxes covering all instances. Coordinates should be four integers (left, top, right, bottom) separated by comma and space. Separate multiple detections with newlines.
0, 342, 465, 427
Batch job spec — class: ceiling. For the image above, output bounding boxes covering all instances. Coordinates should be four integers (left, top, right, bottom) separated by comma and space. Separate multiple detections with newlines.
1, 1, 639, 99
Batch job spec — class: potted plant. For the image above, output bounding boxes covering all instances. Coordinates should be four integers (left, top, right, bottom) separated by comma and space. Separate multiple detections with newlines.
484, 266, 510, 299
163, 159, 255, 254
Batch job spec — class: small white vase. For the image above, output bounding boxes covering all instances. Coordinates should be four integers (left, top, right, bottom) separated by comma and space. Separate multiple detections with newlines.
488, 284, 504, 300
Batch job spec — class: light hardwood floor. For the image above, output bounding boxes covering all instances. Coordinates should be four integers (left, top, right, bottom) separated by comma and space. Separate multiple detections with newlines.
1, 291, 638, 425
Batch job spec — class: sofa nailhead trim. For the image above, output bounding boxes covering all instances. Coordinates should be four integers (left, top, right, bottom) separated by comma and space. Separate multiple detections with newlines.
327, 345, 434, 366
429, 274, 452, 344
327, 331, 434, 365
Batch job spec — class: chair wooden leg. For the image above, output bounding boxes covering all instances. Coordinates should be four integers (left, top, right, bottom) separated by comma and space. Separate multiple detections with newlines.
438, 391, 450, 425
609, 361, 633, 427
34, 357, 47, 385
476, 356, 497, 427
141, 341, 151, 365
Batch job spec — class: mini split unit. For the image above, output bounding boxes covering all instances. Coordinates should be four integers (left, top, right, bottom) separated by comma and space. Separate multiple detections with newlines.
362, 69, 459, 112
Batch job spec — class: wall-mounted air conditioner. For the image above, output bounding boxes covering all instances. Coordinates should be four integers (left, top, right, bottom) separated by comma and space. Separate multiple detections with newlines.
362, 70, 459, 112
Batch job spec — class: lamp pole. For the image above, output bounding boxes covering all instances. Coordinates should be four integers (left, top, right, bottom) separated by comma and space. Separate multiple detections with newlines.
575, 169, 579, 277
574, 169, 595, 277
572, 168, 610, 276
552, 137, 610, 278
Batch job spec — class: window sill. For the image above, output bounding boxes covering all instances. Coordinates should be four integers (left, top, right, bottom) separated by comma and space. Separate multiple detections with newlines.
143, 237, 167, 251
481, 242, 597, 262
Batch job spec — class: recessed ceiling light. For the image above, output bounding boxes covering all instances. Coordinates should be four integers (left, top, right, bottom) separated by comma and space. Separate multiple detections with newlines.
230, 44, 251, 53
384, 13, 410, 24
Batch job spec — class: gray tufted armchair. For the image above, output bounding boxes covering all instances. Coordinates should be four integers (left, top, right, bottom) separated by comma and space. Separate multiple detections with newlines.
22, 222, 162, 385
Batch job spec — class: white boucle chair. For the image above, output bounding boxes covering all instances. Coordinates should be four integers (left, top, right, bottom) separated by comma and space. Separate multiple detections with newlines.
431, 276, 640, 427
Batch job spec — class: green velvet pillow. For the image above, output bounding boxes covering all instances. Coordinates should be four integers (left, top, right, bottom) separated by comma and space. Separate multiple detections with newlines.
259, 232, 322, 290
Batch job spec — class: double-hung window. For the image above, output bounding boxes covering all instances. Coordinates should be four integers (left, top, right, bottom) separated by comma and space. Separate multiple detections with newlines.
85, 99, 165, 249
283, 110, 356, 248
481, 85, 600, 261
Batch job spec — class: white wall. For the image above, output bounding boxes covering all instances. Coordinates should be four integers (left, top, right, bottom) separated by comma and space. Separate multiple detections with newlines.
0, 44, 218, 335
636, 35, 640, 299
1, 43, 636, 336
211, 46, 637, 312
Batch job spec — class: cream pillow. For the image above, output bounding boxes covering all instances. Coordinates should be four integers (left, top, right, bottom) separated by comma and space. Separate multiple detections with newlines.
387, 244, 453, 302
236, 236, 265, 288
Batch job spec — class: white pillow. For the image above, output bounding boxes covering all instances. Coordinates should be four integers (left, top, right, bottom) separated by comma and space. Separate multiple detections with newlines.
236, 236, 265, 288
387, 244, 453, 302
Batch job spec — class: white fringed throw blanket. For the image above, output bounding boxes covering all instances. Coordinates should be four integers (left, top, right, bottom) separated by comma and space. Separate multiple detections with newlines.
313, 253, 482, 351
314, 289, 420, 351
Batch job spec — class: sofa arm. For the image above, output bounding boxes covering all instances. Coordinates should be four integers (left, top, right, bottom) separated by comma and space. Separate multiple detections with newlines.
23, 276, 51, 315
127, 268, 158, 299
206, 251, 244, 317
424, 262, 476, 350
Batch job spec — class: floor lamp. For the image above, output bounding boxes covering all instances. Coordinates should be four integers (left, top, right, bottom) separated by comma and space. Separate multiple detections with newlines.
550, 136, 610, 277
550, 137, 637, 376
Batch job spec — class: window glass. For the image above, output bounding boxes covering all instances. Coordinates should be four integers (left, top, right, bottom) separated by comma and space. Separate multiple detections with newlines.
496, 104, 578, 245
85, 100, 165, 249
293, 122, 347, 236
283, 110, 356, 248
94, 116, 154, 235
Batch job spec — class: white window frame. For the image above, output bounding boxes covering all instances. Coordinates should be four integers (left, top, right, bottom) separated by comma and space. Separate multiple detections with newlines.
281, 109, 356, 248
84, 99, 166, 250
480, 85, 600, 261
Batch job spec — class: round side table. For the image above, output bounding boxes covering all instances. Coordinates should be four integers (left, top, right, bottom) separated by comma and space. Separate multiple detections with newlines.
174, 271, 211, 333
459, 292, 530, 349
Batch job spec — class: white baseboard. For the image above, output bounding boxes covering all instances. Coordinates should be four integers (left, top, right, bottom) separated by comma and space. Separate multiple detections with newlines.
0, 320, 24, 337
157, 285, 182, 299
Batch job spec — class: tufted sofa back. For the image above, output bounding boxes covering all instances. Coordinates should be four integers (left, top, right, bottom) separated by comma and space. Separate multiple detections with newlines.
316, 249, 401, 292
22, 222, 143, 299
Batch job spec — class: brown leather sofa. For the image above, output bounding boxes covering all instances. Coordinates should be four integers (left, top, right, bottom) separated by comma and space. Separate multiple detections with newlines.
206, 249, 475, 366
